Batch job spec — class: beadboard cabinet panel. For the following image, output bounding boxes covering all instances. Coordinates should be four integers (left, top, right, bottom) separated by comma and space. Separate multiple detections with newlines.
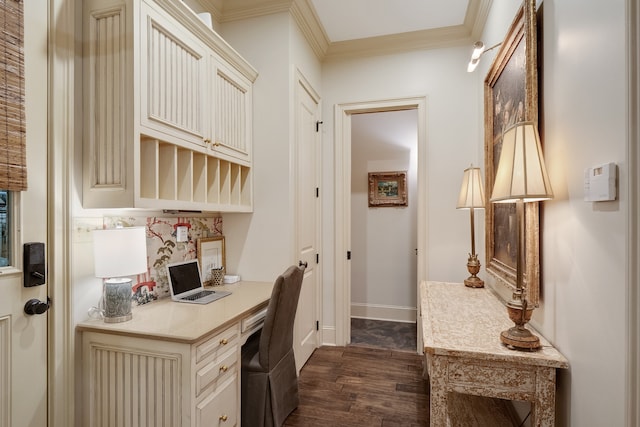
82, 0, 257, 211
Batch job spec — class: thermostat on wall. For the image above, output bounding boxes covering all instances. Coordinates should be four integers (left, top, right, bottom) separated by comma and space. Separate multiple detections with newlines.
584, 162, 617, 202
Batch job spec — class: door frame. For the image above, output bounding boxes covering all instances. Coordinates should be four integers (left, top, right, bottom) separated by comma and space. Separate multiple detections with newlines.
48, 0, 75, 425
334, 96, 427, 351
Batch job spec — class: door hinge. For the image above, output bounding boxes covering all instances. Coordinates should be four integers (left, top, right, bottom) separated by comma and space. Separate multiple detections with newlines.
316, 253, 319, 264
315, 120, 323, 132
316, 187, 319, 198
347, 251, 351, 260
316, 320, 319, 331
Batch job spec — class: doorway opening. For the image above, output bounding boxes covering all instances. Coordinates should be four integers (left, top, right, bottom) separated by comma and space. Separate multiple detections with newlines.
349, 110, 418, 351
334, 97, 428, 353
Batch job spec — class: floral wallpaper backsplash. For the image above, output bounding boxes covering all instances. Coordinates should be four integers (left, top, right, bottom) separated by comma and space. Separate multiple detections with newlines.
103, 215, 223, 304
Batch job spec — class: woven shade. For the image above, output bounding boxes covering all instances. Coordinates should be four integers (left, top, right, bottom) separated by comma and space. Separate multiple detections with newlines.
0, 0, 26, 191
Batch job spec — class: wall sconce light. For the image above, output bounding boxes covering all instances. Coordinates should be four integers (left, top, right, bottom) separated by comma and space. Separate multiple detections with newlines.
92, 227, 148, 323
490, 122, 553, 350
467, 41, 502, 73
456, 165, 485, 288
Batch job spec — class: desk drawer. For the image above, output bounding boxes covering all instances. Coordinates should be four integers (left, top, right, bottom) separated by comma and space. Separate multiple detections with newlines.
196, 372, 237, 427
447, 359, 536, 397
196, 347, 237, 397
241, 307, 267, 333
196, 324, 239, 364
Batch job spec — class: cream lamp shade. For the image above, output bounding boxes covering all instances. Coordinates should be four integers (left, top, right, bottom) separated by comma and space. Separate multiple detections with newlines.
93, 227, 148, 278
457, 166, 485, 209
491, 122, 553, 203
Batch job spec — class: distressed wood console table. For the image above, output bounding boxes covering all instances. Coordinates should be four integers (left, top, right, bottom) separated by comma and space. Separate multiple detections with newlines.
420, 281, 568, 427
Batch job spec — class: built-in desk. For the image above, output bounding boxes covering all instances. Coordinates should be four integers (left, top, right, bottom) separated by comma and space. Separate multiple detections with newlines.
420, 281, 568, 427
77, 281, 273, 427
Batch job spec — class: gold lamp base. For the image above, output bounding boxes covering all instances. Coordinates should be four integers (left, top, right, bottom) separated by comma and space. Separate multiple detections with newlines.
500, 327, 540, 350
501, 300, 540, 350
464, 253, 484, 288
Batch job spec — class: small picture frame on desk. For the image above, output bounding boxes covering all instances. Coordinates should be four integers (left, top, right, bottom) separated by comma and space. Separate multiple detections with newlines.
197, 236, 225, 286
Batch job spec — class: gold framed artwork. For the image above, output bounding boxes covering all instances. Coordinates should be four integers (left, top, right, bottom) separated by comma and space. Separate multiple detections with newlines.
368, 171, 408, 207
197, 236, 225, 286
484, 0, 541, 306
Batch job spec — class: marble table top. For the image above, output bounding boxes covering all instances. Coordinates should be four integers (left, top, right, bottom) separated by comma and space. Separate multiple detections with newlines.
420, 281, 568, 369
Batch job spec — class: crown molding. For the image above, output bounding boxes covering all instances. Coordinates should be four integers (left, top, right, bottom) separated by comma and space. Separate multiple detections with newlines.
324, 25, 471, 62
203, 0, 491, 61
290, 0, 330, 59
218, 0, 293, 22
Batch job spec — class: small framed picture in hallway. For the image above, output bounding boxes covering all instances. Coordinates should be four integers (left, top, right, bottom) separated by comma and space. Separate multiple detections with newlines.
368, 171, 408, 207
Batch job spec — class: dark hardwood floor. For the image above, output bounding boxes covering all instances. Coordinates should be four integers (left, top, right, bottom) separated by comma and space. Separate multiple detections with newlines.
284, 345, 429, 426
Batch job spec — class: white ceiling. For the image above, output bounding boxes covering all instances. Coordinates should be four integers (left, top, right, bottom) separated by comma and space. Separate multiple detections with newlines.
309, 0, 471, 42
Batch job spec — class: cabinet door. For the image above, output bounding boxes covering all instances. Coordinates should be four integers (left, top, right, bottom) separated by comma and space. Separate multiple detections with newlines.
140, 2, 208, 149
209, 55, 253, 165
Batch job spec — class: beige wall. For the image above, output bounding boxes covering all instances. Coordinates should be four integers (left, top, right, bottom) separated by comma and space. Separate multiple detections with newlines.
476, 1, 629, 425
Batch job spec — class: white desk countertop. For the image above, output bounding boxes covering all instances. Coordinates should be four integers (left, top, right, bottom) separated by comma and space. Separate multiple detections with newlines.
76, 280, 274, 343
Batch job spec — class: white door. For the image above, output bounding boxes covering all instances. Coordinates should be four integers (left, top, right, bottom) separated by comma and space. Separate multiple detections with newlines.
0, 1, 49, 426
293, 72, 321, 371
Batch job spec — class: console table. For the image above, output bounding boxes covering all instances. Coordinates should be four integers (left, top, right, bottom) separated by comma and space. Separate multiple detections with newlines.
420, 281, 568, 427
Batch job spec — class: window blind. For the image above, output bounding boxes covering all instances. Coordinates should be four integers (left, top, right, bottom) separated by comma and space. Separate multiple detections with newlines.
0, 0, 26, 191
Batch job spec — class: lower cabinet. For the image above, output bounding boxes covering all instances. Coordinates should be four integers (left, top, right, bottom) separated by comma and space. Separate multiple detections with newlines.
82, 323, 241, 427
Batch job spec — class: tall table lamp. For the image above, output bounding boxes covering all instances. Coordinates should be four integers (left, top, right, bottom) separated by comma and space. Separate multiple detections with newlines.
490, 121, 553, 350
92, 227, 147, 323
456, 165, 485, 288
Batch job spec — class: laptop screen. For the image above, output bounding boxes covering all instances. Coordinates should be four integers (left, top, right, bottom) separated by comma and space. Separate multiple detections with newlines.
167, 260, 203, 296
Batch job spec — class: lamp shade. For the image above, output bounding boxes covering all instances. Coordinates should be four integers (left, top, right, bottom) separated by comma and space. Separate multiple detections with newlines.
93, 227, 147, 278
491, 122, 554, 203
457, 166, 485, 209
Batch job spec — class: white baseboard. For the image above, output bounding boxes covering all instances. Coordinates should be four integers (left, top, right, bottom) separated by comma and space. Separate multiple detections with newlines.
350, 303, 416, 323
321, 326, 336, 346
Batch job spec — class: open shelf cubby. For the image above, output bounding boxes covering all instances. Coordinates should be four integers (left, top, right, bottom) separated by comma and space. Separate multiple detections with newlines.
139, 137, 252, 210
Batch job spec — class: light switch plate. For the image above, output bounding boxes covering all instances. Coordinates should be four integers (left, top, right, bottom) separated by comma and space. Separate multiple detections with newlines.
176, 226, 188, 242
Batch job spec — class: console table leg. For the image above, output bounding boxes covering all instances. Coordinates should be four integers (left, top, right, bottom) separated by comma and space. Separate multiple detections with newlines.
429, 356, 449, 427
532, 367, 556, 427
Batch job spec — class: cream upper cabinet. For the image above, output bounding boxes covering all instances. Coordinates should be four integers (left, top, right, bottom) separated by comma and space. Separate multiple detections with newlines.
83, 0, 257, 211
209, 56, 253, 164
140, 2, 209, 149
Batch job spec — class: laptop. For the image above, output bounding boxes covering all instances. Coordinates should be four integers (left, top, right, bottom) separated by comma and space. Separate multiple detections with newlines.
166, 259, 231, 304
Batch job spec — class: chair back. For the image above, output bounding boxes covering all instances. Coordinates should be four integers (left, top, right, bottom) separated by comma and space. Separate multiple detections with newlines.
258, 265, 305, 369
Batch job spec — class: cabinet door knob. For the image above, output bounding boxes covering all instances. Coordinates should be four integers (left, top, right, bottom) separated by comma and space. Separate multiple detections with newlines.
219, 365, 228, 372
219, 415, 228, 422
219, 338, 228, 345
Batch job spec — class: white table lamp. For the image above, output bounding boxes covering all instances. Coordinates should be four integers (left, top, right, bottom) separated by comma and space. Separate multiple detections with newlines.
92, 227, 147, 323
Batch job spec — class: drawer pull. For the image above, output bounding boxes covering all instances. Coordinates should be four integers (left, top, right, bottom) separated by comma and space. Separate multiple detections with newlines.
219, 365, 228, 373
220, 338, 228, 345
219, 415, 228, 422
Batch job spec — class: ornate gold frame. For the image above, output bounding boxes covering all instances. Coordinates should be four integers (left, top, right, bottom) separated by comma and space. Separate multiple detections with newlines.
368, 171, 408, 207
484, 0, 540, 305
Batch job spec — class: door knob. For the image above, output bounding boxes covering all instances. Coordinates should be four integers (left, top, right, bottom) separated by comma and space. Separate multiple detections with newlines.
298, 260, 308, 268
24, 297, 51, 315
